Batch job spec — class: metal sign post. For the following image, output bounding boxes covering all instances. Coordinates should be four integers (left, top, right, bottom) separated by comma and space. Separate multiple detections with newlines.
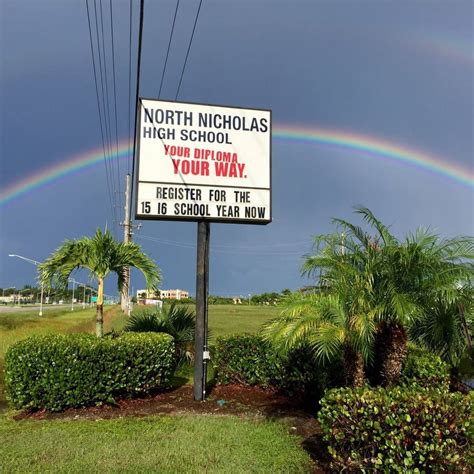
133, 99, 272, 401
194, 220, 210, 401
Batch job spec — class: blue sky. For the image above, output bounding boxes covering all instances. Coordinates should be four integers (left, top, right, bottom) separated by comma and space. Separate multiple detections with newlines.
1, 0, 472, 296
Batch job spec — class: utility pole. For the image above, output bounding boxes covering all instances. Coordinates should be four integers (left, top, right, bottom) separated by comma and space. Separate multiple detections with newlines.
71, 279, 75, 311
194, 221, 210, 401
120, 174, 133, 314
122, 174, 142, 314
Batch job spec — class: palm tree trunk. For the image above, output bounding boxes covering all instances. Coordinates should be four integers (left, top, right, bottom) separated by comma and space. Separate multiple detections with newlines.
343, 344, 365, 387
96, 277, 104, 338
376, 321, 408, 387
459, 303, 472, 350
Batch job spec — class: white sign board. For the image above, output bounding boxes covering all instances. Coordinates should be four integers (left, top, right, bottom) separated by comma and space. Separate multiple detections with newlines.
135, 99, 271, 224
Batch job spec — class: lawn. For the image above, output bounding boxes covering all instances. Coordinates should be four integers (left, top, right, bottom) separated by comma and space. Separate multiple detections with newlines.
0, 305, 122, 405
0, 304, 277, 403
117, 303, 280, 338
0, 304, 312, 472
0, 415, 312, 473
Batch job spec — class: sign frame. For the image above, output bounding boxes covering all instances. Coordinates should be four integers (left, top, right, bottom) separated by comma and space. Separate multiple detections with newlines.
134, 98, 272, 225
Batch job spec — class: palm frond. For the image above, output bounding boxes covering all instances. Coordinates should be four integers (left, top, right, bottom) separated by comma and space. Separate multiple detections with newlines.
332, 217, 371, 249
355, 206, 397, 246
125, 310, 166, 332
308, 323, 345, 364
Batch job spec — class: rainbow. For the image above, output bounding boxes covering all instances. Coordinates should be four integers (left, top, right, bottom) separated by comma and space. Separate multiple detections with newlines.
0, 143, 132, 206
1, 125, 473, 206
273, 125, 473, 188
408, 33, 473, 67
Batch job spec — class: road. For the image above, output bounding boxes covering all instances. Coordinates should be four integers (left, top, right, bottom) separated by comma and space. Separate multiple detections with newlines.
0, 304, 90, 313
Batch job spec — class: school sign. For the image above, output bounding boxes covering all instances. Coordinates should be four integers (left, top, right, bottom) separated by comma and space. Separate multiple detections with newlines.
135, 99, 271, 224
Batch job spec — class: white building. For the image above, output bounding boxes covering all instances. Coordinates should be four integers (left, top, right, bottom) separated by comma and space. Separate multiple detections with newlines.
136, 288, 189, 301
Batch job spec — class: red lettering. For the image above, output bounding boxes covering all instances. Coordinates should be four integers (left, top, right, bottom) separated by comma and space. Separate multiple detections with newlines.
215, 162, 229, 176
200, 161, 209, 176
172, 159, 180, 174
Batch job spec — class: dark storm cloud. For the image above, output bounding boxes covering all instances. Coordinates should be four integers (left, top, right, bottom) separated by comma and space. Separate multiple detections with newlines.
1, 0, 472, 294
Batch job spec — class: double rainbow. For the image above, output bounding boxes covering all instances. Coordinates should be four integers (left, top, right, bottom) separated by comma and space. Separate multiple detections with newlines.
1, 125, 472, 206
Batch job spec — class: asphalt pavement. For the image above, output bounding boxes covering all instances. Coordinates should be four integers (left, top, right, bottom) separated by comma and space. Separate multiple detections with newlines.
0, 304, 88, 313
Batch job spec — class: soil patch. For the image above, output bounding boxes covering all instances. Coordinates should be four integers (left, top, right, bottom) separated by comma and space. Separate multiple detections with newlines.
14, 384, 329, 472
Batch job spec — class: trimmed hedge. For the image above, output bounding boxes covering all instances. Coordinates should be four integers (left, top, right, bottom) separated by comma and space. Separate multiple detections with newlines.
213, 334, 342, 400
213, 334, 280, 387
401, 344, 450, 388
318, 386, 472, 472
5, 333, 175, 411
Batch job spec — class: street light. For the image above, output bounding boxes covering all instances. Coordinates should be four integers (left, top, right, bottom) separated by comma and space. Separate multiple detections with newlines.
18, 287, 31, 306
2, 286, 15, 304
68, 278, 76, 311
76, 282, 87, 309
8, 254, 44, 316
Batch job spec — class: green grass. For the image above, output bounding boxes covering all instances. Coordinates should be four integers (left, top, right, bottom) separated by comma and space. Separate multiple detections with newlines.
0, 308, 95, 354
111, 304, 279, 386
0, 415, 311, 472
0, 306, 119, 404
0, 304, 278, 404
119, 303, 279, 339
207, 304, 279, 338
0, 304, 313, 472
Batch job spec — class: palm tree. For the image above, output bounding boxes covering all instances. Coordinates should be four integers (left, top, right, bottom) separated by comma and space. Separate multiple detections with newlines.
125, 302, 196, 365
38, 229, 160, 337
274, 208, 473, 387
303, 207, 473, 386
263, 291, 375, 387
409, 284, 473, 369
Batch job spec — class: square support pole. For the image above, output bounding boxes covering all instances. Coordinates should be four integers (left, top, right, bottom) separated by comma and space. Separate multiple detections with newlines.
194, 220, 210, 401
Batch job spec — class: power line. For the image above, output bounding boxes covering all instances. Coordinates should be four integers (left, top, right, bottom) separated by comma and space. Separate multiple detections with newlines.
136, 234, 306, 256
175, 0, 204, 100
129, 0, 145, 212
98, 0, 121, 212
109, 0, 121, 210
158, 0, 180, 98
127, 0, 133, 174
93, 0, 118, 234
139, 234, 310, 249
85, 0, 115, 225
98, 0, 121, 235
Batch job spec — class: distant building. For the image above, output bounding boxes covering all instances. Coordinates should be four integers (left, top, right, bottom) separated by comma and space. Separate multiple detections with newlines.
0, 296, 16, 304
159, 289, 189, 300
136, 288, 189, 301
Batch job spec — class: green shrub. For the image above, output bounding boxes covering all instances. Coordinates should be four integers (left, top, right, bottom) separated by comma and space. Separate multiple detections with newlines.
273, 344, 344, 401
126, 303, 195, 365
5, 333, 175, 411
401, 344, 450, 388
213, 335, 342, 400
213, 334, 280, 387
318, 386, 472, 472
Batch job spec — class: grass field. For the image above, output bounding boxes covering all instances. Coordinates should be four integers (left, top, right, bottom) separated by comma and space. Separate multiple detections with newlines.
0, 305, 122, 404
0, 304, 278, 404
0, 415, 311, 473
121, 303, 280, 338
0, 304, 310, 472
0, 304, 279, 400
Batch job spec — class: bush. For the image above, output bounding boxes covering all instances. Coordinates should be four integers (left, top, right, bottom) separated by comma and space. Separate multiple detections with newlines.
274, 344, 344, 401
213, 334, 280, 387
126, 303, 195, 365
401, 344, 450, 388
318, 386, 472, 472
213, 335, 342, 400
5, 333, 175, 411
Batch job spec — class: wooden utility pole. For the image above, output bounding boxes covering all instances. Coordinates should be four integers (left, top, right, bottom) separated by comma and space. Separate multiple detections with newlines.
194, 221, 210, 401
121, 174, 132, 313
